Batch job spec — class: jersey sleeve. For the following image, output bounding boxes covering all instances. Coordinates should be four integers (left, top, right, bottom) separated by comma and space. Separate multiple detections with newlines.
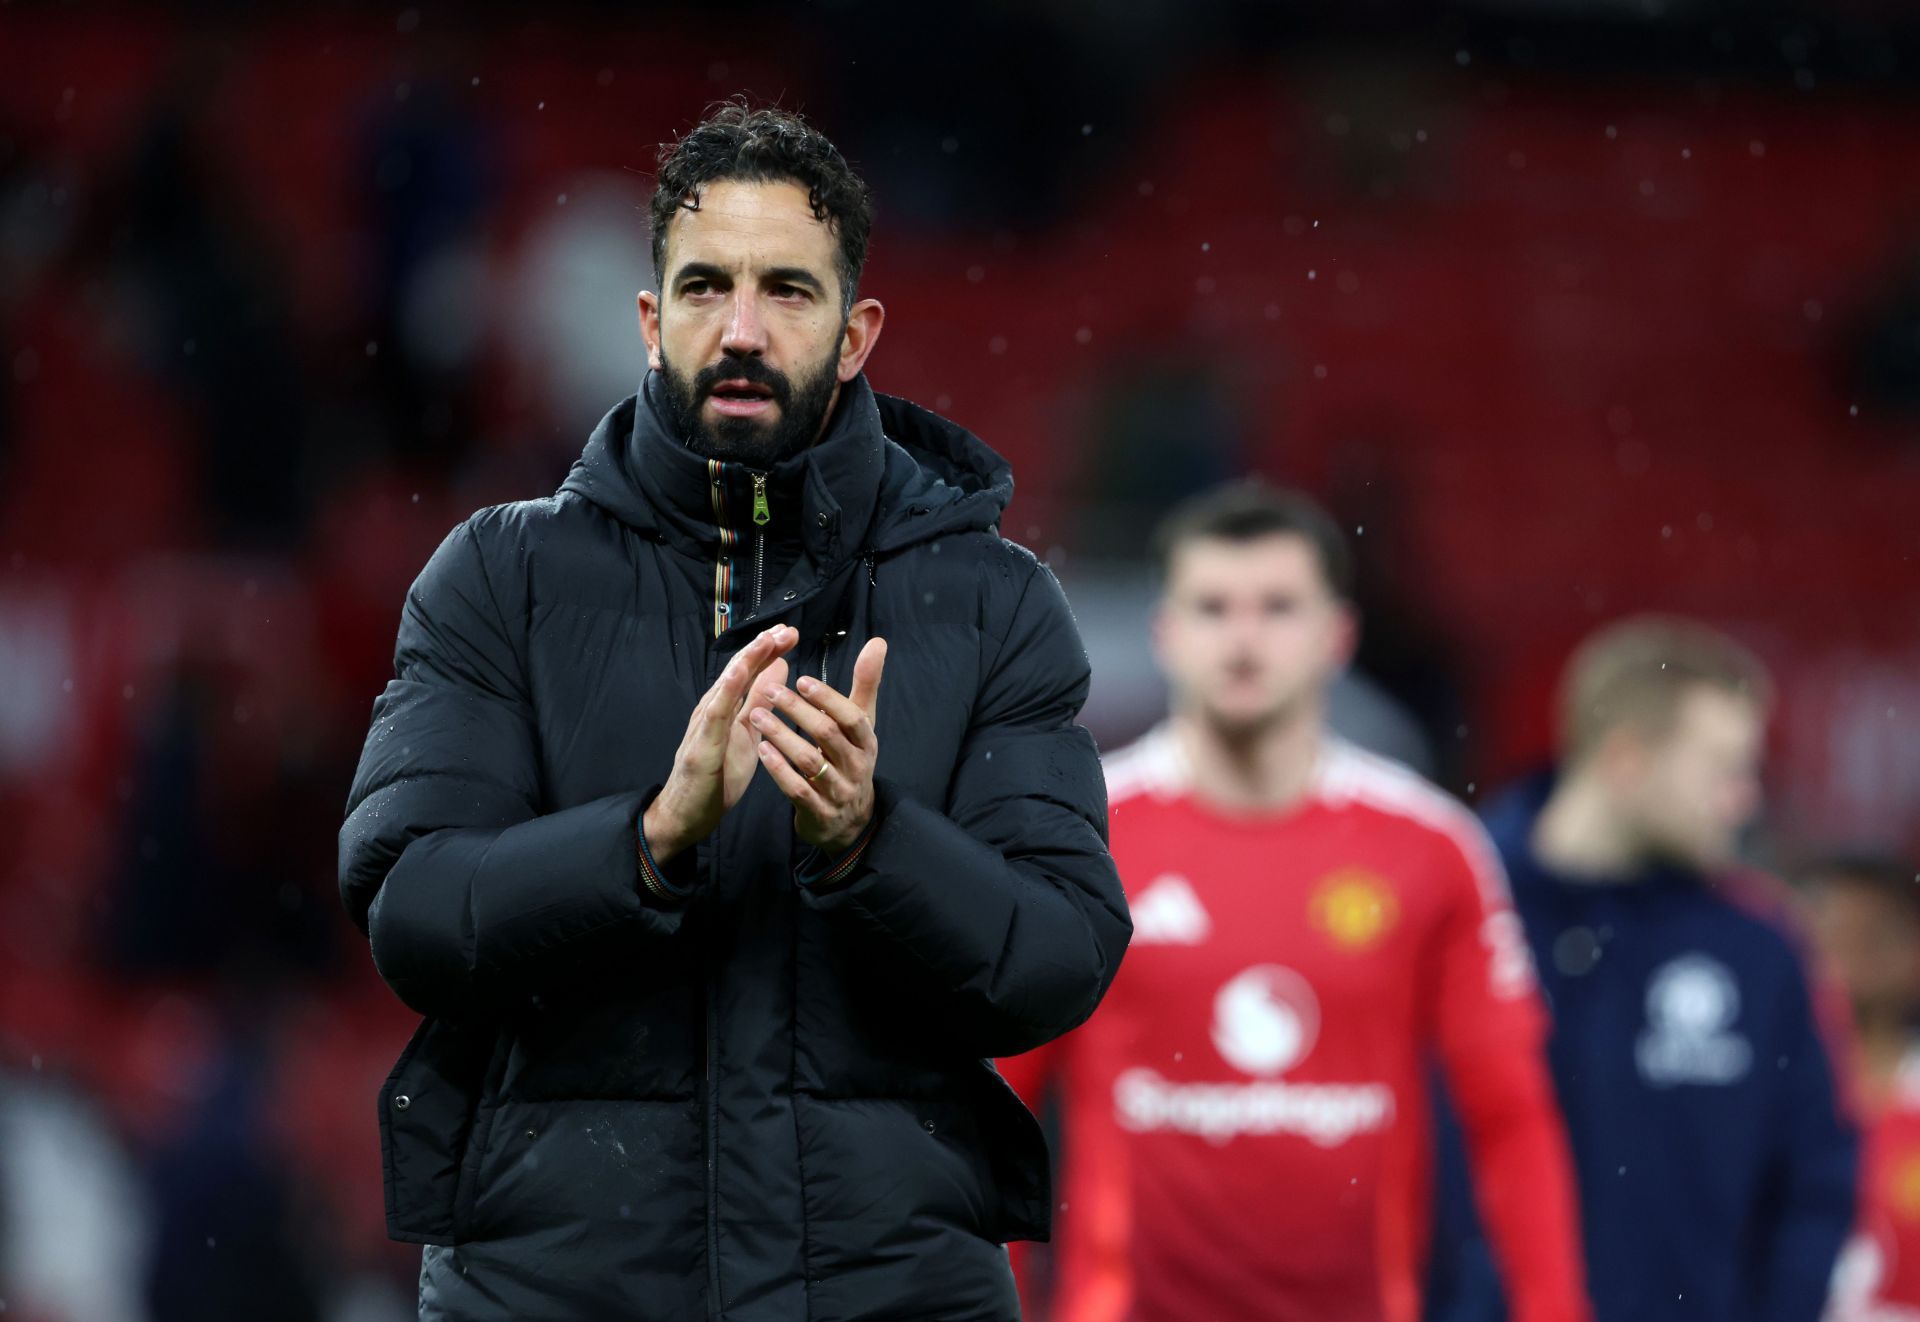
1000, 974, 1133, 1322
1426, 819, 1592, 1322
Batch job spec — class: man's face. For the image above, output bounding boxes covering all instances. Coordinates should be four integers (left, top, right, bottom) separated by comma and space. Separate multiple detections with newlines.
1618, 686, 1766, 870
639, 179, 876, 464
1153, 533, 1356, 737
1805, 877, 1920, 1029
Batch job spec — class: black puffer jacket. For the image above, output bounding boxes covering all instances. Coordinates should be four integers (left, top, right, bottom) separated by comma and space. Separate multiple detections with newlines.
339, 372, 1130, 1321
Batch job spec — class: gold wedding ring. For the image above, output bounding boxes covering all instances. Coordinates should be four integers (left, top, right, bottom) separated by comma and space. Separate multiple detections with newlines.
807, 760, 830, 783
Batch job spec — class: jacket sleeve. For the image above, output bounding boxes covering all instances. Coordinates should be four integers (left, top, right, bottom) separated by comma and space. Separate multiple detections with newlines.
800, 555, 1131, 1058
338, 519, 687, 1020
1755, 954, 1861, 1322
1427, 824, 1591, 1322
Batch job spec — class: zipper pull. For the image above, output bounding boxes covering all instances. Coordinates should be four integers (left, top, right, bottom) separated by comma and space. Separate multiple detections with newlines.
751, 474, 771, 527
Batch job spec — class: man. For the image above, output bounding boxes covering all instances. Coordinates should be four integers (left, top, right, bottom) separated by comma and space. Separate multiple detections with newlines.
1430, 618, 1859, 1322
1801, 854, 1920, 1320
338, 103, 1130, 1320
1001, 483, 1590, 1322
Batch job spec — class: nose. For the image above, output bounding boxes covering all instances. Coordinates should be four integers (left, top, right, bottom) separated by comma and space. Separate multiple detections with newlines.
721, 290, 767, 356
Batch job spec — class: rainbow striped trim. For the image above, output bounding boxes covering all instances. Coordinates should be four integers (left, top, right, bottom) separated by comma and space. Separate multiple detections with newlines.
636, 822, 690, 905
709, 458, 738, 637
796, 815, 878, 892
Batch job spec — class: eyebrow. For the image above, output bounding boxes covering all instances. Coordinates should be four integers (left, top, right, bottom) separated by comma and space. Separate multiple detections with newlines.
762, 266, 828, 295
672, 261, 828, 296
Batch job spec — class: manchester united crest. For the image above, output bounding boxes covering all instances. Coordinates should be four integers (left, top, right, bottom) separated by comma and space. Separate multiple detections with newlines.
1311, 870, 1400, 952
1893, 1152, 1920, 1223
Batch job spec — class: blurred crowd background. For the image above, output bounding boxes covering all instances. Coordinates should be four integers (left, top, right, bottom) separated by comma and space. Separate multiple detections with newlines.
2, 3, 1918, 1319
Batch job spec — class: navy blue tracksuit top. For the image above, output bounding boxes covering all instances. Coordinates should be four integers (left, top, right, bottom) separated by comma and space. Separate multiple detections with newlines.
1427, 775, 1859, 1322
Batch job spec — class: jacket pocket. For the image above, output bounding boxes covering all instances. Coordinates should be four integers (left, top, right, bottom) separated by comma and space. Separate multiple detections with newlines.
378, 1016, 498, 1245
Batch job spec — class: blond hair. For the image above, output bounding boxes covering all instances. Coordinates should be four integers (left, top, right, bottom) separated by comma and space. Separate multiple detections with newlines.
1560, 616, 1773, 765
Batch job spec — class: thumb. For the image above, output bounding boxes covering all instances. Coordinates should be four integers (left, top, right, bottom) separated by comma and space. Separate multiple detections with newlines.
849, 637, 888, 720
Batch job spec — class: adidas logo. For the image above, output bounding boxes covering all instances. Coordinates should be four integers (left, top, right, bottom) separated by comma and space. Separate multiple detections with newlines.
1130, 874, 1212, 945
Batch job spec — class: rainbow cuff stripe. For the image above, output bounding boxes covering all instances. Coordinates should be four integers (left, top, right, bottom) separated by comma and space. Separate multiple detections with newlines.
795, 816, 879, 893
636, 820, 692, 905
709, 458, 739, 637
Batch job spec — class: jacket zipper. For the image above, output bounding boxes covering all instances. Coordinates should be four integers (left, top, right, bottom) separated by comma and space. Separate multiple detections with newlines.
704, 470, 772, 1318
752, 474, 768, 612
703, 459, 731, 1314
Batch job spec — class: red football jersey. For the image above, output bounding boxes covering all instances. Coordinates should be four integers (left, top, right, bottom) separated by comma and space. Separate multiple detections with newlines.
1003, 727, 1588, 1322
1831, 1047, 1920, 1321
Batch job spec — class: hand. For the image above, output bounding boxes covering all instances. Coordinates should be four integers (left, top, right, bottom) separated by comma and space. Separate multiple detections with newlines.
643, 625, 799, 864
748, 637, 887, 852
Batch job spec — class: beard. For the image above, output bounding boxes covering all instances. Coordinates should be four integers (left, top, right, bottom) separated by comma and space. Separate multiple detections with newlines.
659, 344, 843, 466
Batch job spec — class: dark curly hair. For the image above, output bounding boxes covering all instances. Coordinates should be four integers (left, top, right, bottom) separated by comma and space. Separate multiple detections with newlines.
650, 101, 873, 312
1151, 480, 1357, 602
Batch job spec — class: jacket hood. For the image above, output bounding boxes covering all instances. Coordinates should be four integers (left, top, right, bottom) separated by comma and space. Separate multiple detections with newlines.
558, 371, 1014, 561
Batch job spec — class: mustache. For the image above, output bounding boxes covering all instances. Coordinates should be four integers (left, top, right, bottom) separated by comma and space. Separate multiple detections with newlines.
694, 357, 792, 407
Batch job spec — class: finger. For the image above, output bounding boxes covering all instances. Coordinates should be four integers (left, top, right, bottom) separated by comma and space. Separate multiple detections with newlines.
756, 736, 832, 812
849, 637, 887, 721
796, 638, 885, 750
749, 707, 839, 788
713, 627, 782, 701
710, 626, 796, 720
739, 626, 801, 694
791, 677, 872, 754
737, 623, 797, 669
737, 657, 790, 735
759, 681, 855, 764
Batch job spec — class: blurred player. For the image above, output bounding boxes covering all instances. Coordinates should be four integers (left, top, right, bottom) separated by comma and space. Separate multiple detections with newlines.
1802, 854, 1920, 1321
1429, 618, 1859, 1322
1001, 482, 1590, 1322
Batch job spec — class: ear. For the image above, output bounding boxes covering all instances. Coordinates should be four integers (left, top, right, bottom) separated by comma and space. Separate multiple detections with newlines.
836, 298, 886, 382
1594, 724, 1650, 788
1329, 601, 1360, 673
638, 290, 664, 372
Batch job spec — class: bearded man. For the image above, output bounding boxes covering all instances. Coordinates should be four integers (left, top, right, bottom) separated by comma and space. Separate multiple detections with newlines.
339, 102, 1130, 1321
